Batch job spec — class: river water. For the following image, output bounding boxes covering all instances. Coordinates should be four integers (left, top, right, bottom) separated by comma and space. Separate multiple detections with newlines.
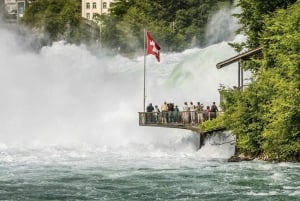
0, 145, 299, 201
1, 9, 300, 201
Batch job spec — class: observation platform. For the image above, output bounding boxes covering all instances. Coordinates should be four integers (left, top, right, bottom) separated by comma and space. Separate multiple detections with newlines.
138, 112, 206, 132
137, 47, 262, 149
138, 111, 221, 148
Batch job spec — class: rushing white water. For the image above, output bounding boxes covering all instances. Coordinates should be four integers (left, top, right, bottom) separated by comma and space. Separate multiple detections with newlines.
205, 5, 241, 45
0, 3, 250, 160
0, 23, 245, 157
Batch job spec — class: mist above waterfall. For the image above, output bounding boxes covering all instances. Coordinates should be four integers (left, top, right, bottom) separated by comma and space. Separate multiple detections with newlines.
0, 7, 244, 156
205, 6, 241, 46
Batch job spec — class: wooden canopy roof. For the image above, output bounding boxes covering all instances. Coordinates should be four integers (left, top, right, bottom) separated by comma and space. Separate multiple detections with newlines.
216, 47, 262, 69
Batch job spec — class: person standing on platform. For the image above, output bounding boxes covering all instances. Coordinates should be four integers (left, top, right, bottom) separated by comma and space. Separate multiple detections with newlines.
173, 105, 180, 123
161, 101, 168, 124
210, 102, 218, 119
147, 103, 154, 112
196, 102, 204, 123
205, 106, 211, 120
146, 103, 154, 123
189, 102, 196, 124
167, 103, 174, 123
154, 105, 160, 123
182, 102, 189, 124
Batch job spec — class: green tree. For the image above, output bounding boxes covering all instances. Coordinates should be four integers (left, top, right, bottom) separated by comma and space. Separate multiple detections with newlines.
259, 1, 300, 160
101, 0, 221, 52
22, 0, 98, 44
222, 1, 300, 161
234, 0, 297, 48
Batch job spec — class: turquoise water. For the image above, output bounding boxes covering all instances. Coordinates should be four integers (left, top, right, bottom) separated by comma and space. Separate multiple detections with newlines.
0, 145, 299, 201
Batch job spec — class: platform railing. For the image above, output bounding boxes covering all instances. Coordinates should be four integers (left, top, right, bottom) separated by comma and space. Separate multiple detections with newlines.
139, 111, 220, 126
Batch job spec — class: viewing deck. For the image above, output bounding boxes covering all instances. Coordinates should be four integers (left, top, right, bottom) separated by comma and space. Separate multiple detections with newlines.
138, 111, 220, 132
138, 111, 222, 149
138, 111, 225, 149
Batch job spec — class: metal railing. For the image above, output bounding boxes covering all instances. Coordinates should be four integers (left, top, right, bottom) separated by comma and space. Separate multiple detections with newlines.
139, 111, 220, 126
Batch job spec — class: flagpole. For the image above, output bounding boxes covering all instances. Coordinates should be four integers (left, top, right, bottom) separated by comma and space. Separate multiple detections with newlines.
143, 29, 146, 113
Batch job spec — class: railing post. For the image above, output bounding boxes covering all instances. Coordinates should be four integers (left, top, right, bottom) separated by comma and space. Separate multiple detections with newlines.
142, 113, 145, 124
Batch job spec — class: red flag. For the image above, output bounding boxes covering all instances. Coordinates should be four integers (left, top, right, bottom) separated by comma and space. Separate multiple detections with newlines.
146, 32, 161, 62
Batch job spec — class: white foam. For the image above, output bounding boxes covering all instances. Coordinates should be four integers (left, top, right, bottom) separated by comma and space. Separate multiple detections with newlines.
0, 12, 241, 158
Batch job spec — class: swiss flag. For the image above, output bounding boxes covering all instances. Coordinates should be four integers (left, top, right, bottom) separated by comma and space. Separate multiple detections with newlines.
146, 32, 161, 62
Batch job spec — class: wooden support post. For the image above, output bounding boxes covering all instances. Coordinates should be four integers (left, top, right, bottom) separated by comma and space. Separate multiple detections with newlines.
240, 59, 243, 91
238, 60, 241, 90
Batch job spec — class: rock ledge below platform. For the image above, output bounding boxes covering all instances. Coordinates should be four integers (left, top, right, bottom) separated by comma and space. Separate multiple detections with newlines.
228, 155, 254, 162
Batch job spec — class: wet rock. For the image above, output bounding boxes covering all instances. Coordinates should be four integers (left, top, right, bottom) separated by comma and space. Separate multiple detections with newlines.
228, 155, 254, 162
227, 155, 241, 162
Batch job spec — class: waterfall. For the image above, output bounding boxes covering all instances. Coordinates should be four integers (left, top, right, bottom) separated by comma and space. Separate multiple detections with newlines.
0, 7, 244, 159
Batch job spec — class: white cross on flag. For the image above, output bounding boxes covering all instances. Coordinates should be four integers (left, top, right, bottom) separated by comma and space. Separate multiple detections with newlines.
146, 32, 161, 62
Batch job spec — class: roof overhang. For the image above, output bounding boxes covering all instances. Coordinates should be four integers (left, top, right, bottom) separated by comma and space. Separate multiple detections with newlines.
216, 47, 262, 69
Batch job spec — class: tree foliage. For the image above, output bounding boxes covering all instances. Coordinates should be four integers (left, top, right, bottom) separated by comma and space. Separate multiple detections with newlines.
21, 0, 232, 50
234, 0, 297, 48
22, 0, 98, 44
222, 1, 300, 161
101, 0, 222, 52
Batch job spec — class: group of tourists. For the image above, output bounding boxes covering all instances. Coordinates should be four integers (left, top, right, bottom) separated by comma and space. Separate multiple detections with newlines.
145, 101, 219, 125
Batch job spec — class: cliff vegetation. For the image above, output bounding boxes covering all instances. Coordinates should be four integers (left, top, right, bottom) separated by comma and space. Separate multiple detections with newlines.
202, 0, 300, 162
